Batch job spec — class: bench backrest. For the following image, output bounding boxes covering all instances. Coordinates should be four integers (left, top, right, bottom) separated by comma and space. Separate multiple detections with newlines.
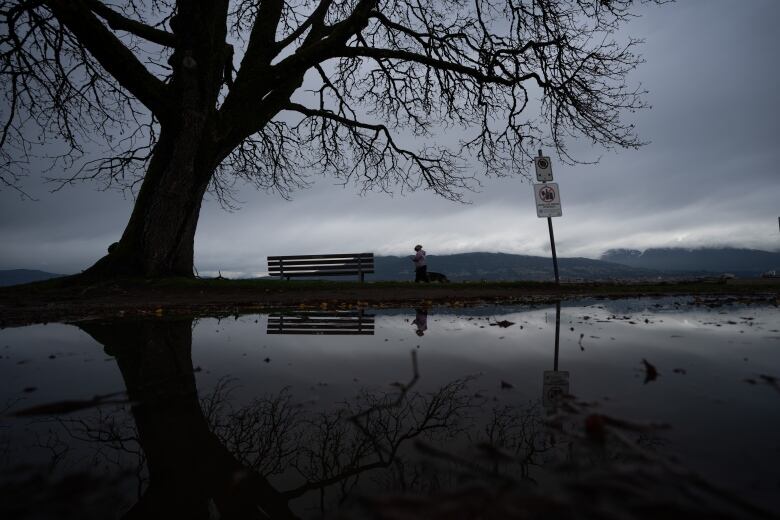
267, 311, 375, 335
268, 253, 374, 281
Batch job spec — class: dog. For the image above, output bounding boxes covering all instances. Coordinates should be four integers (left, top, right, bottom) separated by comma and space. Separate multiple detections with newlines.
427, 271, 450, 283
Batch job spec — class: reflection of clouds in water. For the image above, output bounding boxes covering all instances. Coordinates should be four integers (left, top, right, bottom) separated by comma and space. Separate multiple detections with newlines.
1, 298, 779, 516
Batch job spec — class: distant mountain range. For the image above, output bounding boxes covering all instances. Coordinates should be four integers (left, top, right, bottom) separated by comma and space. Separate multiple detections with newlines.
372, 247, 780, 281
373, 252, 660, 281
601, 247, 780, 278
0, 269, 65, 287
2, 247, 777, 286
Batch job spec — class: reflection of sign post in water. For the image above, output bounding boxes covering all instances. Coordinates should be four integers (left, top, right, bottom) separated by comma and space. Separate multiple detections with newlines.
543, 301, 570, 409
532, 150, 562, 284
543, 370, 570, 408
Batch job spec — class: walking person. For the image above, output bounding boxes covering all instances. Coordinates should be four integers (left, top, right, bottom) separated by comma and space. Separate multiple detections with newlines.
411, 244, 428, 282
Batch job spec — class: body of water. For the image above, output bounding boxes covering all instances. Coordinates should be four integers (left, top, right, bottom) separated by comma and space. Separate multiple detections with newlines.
1, 297, 778, 518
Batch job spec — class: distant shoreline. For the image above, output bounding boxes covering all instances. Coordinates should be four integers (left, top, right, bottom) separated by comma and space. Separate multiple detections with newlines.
1, 277, 778, 328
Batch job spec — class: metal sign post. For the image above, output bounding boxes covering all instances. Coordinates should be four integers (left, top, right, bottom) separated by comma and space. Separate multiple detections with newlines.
533, 150, 561, 285
548, 218, 559, 284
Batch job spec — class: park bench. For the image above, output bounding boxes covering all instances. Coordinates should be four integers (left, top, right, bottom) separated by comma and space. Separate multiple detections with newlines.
267, 310, 375, 335
267, 252, 374, 282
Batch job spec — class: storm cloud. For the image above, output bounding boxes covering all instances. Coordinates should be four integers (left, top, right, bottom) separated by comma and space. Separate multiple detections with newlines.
1, 0, 778, 277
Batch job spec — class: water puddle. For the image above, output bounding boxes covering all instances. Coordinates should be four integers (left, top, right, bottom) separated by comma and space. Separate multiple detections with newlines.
1, 297, 778, 518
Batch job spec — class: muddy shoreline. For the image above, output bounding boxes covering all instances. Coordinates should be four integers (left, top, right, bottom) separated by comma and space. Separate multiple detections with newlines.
1, 278, 778, 327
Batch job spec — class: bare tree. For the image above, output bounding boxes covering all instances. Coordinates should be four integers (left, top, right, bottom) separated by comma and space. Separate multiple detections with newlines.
1, 0, 660, 277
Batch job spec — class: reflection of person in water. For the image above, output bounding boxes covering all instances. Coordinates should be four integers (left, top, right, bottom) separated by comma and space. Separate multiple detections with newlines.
412, 308, 428, 336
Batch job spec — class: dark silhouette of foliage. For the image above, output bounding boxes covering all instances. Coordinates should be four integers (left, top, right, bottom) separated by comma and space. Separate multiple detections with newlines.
1, 0, 661, 277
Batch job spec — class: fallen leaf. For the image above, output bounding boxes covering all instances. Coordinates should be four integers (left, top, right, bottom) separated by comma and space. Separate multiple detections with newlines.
10, 392, 128, 417
642, 358, 659, 384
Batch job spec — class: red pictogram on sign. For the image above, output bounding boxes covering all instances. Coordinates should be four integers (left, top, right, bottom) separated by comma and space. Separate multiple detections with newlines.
539, 186, 556, 202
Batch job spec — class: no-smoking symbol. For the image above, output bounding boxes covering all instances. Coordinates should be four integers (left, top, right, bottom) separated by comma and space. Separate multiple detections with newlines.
539, 185, 556, 202
534, 155, 553, 181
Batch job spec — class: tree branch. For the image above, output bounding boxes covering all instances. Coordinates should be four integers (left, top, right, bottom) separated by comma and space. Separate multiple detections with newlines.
335, 46, 545, 87
44, 0, 168, 117
276, 0, 334, 50
83, 0, 176, 48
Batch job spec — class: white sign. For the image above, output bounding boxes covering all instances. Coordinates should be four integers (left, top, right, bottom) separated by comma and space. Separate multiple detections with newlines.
533, 183, 562, 218
534, 156, 553, 182
542, 370, 570, 408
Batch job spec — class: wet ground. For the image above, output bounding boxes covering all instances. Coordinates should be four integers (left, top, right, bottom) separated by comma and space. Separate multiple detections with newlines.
1, 276, 778, 327
1, 297, 779, 518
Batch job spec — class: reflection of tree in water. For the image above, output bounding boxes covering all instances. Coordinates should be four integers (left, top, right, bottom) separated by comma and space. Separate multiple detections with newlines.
67, 319, 492, 518
5, 318, 773, 519
201, 374, 478, 512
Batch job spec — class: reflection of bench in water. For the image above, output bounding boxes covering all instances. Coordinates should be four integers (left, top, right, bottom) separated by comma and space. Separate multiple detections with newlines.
267, 311, 375, 335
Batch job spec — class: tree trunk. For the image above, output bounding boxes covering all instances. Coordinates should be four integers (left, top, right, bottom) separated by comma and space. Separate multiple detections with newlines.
78, 320, 298, 519
83, 2, 231, 279
85, 117, 216, 278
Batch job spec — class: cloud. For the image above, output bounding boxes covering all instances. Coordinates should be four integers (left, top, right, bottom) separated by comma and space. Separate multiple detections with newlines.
1, 0, 779, 275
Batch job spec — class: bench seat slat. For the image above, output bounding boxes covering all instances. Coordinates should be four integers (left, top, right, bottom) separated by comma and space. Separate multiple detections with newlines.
268, 263, 374, 270
268, 258, 374, 267
269, 270, 374, 278
269, 331, 375, 335
270, 312, 374, 318
266, 323, 374, 331
267, 318, 375, 325
269, 264, 374, 273
268, 253, 372, 261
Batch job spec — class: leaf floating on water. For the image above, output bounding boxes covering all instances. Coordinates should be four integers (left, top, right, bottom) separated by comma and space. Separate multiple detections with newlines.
585, 414, 607, 442
10, 392, 129, 417
585, 412, 670, 443
500, 380, 514, 389
475, 442, 514, 462
642, 358, 659, 384
490, 320, 515, 328
673, 368, 687, 375
758, 374, 780, 393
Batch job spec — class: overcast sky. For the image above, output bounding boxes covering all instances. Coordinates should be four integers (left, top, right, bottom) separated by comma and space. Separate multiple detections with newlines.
1, 0, 779, 277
